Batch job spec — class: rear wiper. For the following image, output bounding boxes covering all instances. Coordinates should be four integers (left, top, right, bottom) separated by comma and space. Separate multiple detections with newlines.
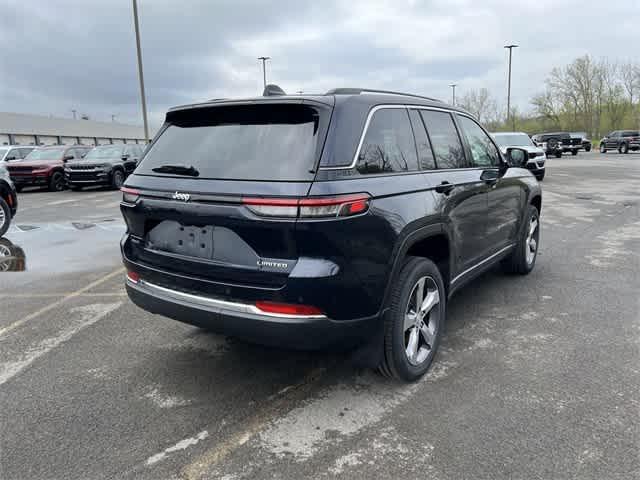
151, 164, 200, 176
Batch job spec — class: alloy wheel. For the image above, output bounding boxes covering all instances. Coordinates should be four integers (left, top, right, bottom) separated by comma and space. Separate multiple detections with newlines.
526, 215, 539, 265
404, 276, 440, 366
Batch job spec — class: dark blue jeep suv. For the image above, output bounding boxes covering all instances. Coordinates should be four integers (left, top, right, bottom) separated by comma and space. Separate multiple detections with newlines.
120, 87, 541, 382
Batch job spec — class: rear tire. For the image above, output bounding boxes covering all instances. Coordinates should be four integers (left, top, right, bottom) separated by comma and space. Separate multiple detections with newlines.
48, 171, 65, 192
502, 205, 540, 275
379, 257, 446, 382
620, 143, 629, 154
0, 197, 10, 237
585, 144, 591, 152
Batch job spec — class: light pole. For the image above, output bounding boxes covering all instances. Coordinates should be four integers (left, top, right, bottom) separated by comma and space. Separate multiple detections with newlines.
71, 109, 77, 120
133, 0, 150, 143
504, 44, 518, 130
258, 56, 270, 88
449, 84, 457, 106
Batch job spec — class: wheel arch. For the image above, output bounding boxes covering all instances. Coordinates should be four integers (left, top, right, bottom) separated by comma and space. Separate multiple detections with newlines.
381, 224, 452, 312
531, 194, 542, 214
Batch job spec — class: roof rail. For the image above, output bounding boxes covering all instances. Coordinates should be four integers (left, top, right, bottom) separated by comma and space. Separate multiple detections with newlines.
325, 88, 443, 103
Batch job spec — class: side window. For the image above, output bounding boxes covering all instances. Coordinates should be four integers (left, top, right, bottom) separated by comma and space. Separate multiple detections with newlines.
408, 110, 436, 170
356, 108, 418, 174
19, 148, 32, 158
457, 116, 500, 167
419, 110, 466, 169
7, 149, 22, 160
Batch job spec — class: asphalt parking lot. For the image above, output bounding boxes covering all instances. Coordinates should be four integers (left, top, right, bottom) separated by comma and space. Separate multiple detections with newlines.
0, 152, 638, 480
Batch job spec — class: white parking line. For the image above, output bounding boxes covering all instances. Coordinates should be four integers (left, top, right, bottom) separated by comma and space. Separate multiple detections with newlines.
0, 267, 124, 338
146, 431, 209, 466
0, 302, 121, 386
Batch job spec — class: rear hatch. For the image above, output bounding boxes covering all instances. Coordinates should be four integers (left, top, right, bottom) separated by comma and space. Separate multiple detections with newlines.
121, 101, 332, 290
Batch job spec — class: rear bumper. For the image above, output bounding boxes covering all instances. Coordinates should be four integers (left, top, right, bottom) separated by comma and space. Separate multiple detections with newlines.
126, 277, 379, 349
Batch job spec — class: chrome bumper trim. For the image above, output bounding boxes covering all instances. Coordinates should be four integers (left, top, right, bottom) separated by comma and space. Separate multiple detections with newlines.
128, 278, 328, 320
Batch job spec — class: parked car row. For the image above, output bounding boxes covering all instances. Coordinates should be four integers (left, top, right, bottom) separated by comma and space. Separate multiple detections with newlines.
599, 130, 640, 154
1, 144, 144, 192
531, 132, 583, 158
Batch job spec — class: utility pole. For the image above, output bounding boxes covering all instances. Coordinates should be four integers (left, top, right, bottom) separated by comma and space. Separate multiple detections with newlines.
258, 56, 270, 88
449, 84, 457, 106
71, 109, 77, 120
133, 0, 150, 143
504, 44, 518, 130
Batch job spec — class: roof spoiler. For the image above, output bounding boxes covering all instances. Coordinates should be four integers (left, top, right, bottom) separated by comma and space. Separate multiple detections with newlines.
263, 84, 286, 96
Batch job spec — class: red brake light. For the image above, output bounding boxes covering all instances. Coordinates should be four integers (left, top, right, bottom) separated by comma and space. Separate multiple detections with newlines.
121, 187, 140, 203
255, 301, 323, 316
126, 270, 140, 284
242, 193, 370, 218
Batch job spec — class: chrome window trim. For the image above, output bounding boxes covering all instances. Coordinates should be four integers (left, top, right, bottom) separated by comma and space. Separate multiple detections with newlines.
450, 244, 514, 285
130, 278, 328, 320
319, 104, 477, 171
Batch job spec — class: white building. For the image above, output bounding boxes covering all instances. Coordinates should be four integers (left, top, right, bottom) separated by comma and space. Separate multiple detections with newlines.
0, 112, 149, 146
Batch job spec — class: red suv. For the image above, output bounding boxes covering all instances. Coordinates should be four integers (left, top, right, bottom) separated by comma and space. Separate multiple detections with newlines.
7, 145, 92, 191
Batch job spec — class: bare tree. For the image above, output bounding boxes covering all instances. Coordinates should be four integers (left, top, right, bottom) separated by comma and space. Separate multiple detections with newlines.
620, 61, 640, 106
458, 88, 497, 123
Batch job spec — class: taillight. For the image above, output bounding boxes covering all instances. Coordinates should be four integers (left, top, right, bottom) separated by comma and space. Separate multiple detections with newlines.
255, 301, 323, 317
121, 187, 140, 203
242, 193, 370, 219
126, 270, 140, 284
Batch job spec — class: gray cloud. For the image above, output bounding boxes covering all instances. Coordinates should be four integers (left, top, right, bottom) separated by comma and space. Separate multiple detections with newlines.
1, 0, 637, 129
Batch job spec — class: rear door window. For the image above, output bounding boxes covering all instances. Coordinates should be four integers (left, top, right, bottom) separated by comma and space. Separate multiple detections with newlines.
419, 110, 467, 169
356, 108, 418, 174
136, 103, 329, 181
408, 109, 436, 170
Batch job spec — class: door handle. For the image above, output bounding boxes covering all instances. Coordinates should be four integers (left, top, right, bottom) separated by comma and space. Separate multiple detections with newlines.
435, 181, 455, 195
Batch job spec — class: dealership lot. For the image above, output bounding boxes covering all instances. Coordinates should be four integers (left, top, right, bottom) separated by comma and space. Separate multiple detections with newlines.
0, 153, 638, 479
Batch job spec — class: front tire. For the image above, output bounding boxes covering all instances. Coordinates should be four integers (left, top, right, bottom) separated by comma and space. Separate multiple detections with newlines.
600, 143, 606, 153
585, 144, 592, 152
379, 257, 445, 382
0, 197, 10, 237
111, 169, 124, 190
502, 205, 540, 275
620, 143, 629, 154
48, 171, 65, 192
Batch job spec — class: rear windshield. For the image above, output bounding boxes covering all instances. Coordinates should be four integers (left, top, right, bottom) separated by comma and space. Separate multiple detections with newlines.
136, 103, 328, 181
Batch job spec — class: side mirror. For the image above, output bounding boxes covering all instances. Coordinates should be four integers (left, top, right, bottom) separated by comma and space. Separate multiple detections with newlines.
505, 147, 528, 168
63, 154, 74, 161
5, 155, 16, 161
122, 153, 130, 160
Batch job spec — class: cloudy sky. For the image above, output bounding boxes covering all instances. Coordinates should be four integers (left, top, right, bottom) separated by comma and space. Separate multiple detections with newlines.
1, 0, 637, 129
